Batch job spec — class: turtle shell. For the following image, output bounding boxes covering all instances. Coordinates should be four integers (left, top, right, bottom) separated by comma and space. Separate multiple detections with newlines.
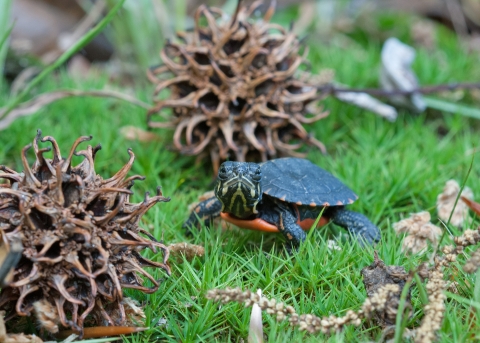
260, 158, 358, 207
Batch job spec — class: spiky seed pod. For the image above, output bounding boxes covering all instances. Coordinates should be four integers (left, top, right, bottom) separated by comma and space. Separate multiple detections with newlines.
0, 131, 170, 336
147, 0, 328, 173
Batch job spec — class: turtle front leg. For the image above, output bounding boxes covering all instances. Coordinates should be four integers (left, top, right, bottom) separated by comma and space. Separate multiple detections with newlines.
328, 207, 380, 245
182, 196, 222, 232
274, 203, 307, 250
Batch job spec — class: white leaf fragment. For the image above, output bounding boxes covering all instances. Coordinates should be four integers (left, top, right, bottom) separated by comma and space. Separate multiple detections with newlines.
248, 289, 264, 343
380, 37, 426, 112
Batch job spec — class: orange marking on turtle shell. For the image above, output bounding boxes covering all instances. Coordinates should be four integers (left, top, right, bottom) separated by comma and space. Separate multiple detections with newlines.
296, 201, 302, 206
280, 195, 287, 201
287, 233, 293, 240
205, 198, 217, 209
336, 200, 343, 205
195, 207, 201, 213
264, 188, 272, 194
309, 202, 316, 207
323, 202, 330, 206
348, 198, 355, 204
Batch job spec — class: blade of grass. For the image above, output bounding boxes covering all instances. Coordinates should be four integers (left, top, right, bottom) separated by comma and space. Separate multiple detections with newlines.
0, 24, 13, 57
0, 0, 125, 121
0, 0, 12, 90
393, 277, 413, 343
424, 96, 480, 119
475, 268, 480, 331
436, 152, 474, 248
445, 291, 480, 310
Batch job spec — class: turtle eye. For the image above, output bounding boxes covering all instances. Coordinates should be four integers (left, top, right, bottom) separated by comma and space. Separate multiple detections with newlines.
218, 166, 228, 180
252, 169, 261, 182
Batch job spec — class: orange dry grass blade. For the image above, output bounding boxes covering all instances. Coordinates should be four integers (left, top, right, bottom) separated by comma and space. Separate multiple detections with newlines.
461, 196, 480, 216
56, 326, 148, 339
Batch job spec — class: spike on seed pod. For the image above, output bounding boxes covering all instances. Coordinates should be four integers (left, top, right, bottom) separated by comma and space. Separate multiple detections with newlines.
147, 0, 329, 173
0, 132, 170, 338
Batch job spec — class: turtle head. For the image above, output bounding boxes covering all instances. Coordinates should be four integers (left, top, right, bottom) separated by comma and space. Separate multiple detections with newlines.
214, 161, 262, 218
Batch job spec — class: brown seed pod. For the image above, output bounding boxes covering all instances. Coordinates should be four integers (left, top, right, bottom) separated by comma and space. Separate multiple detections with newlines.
361, 252, 411, 328
147, 0, 328, 173
0, 131, 170, 337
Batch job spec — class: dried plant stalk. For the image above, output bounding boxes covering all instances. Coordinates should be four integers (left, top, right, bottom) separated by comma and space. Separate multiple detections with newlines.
414, 258, 447, 343
206, 284, 402, 335
412, 227, 480, 342
0, 131, 170, 337
206, 225, 480, 340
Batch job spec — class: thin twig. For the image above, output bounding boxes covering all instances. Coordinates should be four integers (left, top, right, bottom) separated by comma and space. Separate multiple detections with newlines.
319, 82, 480, 97
0, 89, 151, 131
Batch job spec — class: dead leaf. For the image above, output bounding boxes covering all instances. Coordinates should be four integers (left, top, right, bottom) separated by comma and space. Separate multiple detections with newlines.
120, 126, 160, 142
393, 211, 442, 254
380, 37, 426, 112
436, 179, 473, 227
123, 297, 146, 326
462, 196, 480, 216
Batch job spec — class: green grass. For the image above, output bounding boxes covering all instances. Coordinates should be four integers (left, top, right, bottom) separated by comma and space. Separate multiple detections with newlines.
1, 6, 480, 343
0, 0, 12, 91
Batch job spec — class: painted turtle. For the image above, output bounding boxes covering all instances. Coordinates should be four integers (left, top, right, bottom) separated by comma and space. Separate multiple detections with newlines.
183, 158, 381, 249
